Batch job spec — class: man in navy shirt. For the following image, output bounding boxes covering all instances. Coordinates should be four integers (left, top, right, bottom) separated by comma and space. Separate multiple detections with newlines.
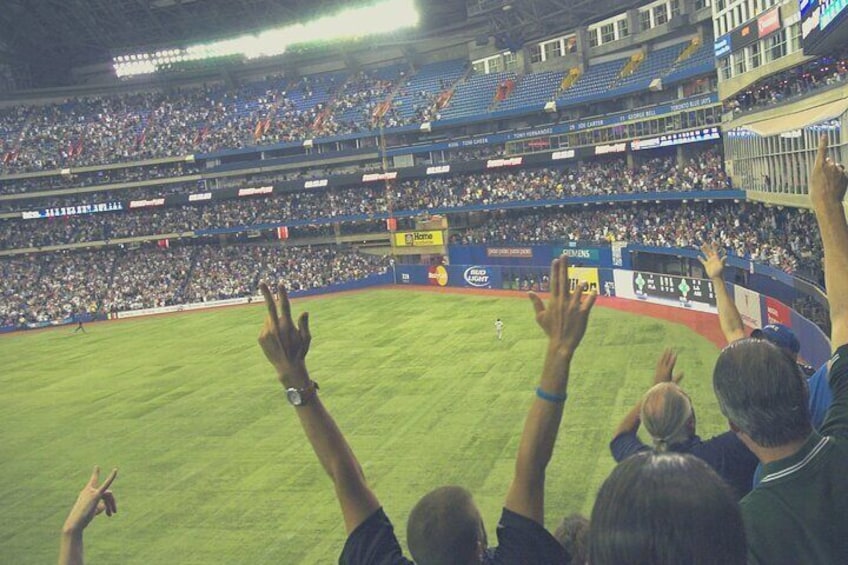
257, 256, 595, 564
610, 349, 758, 499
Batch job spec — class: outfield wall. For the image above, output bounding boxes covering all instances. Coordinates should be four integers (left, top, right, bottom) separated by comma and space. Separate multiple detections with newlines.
394, 259, 831, 367
4, 250, 829, 367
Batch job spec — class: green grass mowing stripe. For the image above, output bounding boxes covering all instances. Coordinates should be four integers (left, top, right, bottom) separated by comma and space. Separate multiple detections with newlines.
0, 289, 722, 564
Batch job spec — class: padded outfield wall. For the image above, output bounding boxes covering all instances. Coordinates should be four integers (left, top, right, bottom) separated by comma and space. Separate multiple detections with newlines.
393, 243, 830, 367
4, 244, 829, 368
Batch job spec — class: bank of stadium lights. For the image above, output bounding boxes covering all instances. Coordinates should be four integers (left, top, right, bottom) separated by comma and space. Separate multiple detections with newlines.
113, 0, 420, 77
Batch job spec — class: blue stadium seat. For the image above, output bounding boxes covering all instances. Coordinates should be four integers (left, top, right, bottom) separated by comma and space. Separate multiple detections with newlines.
497, 71, 566, 111
439, 71, 516, 119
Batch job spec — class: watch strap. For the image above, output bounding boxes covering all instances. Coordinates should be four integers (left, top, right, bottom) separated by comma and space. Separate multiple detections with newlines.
289, 380, 320, 406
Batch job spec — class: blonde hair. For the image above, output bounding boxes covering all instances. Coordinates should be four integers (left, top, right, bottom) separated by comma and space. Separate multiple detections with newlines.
640, 383, 693, 452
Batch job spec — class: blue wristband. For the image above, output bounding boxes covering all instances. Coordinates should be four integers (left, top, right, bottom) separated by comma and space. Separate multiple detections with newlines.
536, 387, 567, 403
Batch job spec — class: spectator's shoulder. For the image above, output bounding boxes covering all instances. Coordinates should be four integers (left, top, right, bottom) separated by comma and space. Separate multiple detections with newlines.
490, 508, 568, 565
610, 431, 648, 462
339, 507, 412, 565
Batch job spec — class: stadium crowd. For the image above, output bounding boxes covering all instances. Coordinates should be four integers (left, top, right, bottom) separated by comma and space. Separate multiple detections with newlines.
726, 48, 848, 113
0, 163, 201, 196
0, 150, 730, 245
0, 198, 824, 325
455, 201, 822, 278
394, 151, 729, 209
0, 244, 388, 325
0, 68, 412, 174
62, 137, 848, 564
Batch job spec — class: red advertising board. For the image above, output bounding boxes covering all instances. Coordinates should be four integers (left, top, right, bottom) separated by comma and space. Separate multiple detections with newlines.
757, 8, 781, 38
765, 297, 791, 326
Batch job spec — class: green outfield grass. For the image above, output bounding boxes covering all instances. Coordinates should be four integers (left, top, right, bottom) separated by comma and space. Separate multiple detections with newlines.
0, 289, 725, 564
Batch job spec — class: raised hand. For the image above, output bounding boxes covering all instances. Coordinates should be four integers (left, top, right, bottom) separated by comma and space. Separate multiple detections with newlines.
811, 134, 848, 207
698, 243, 726, 280
528, 256, 597, 358
62, 466, 118, 536
654, 348, 684, 385
258, 282, 311, 388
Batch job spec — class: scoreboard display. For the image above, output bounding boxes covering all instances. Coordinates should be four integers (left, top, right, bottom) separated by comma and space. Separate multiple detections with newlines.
632, 272, 717, 308
801, 0, 848, 54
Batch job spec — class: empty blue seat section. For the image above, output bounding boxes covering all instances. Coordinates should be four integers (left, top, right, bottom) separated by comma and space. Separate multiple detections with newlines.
614, 43, 687, 92
557, 59, 626, 106
439, 71, 516, 119
498, 71, 566, 111
664, 43, 715, 84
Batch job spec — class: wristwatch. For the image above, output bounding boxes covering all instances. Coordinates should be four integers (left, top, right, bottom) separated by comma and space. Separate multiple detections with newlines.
286, 381, 319, 407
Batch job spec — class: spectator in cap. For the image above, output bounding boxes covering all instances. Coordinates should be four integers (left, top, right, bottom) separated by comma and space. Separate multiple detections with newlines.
750, 323, 800, 357
749, 323, 816, 376
610, 349, 757, 499
711, 135, 848, 564
699, 243, 831, 429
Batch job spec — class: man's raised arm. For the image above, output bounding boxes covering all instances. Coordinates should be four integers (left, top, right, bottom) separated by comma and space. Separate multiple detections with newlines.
699, 243, 746, 343
504, 257, 596, 524
257, 282, 380, 534
811, 135, 848, 350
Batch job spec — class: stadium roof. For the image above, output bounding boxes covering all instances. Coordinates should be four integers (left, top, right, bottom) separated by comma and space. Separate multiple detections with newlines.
0, 0, 451, 87
1, 0, 623, 89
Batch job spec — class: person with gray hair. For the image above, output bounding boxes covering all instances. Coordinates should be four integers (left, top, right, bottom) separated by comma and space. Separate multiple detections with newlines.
712, 135, 848, 564
611, 349, 757, 499
640, 382, 693, 451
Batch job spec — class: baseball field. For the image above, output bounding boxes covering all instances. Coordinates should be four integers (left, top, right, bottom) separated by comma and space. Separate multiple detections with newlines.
0, 288, 726, 564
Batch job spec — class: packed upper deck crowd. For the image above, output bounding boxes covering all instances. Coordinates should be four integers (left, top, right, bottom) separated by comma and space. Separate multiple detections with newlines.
0, 68, 415, 174
0, 149, 730, 247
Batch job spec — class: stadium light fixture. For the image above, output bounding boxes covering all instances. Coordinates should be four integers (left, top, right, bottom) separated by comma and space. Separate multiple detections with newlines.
113, 0, 419, 77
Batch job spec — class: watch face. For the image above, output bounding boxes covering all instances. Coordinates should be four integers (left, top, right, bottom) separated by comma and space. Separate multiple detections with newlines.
287, 388, 302, 406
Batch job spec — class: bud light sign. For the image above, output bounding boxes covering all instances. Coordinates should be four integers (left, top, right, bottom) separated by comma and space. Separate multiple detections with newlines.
464, 266, 492, 288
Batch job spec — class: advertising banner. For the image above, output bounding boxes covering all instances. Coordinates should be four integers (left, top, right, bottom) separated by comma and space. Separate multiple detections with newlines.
553, 244, 606, 265
486, 247, 534, 259
569, 267, 599, 293
457, 265, 502, 289
461, 266, 493, 288
556, 247, 600, 262
394, 230, 444, 247
427, 265, 449, 286
734, 284, 764, 329
757, 7, 781, 37
765, 297, 792, 326
730, 20, 759, 51
21, 201, 124, 220
714, 34, 732, 58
